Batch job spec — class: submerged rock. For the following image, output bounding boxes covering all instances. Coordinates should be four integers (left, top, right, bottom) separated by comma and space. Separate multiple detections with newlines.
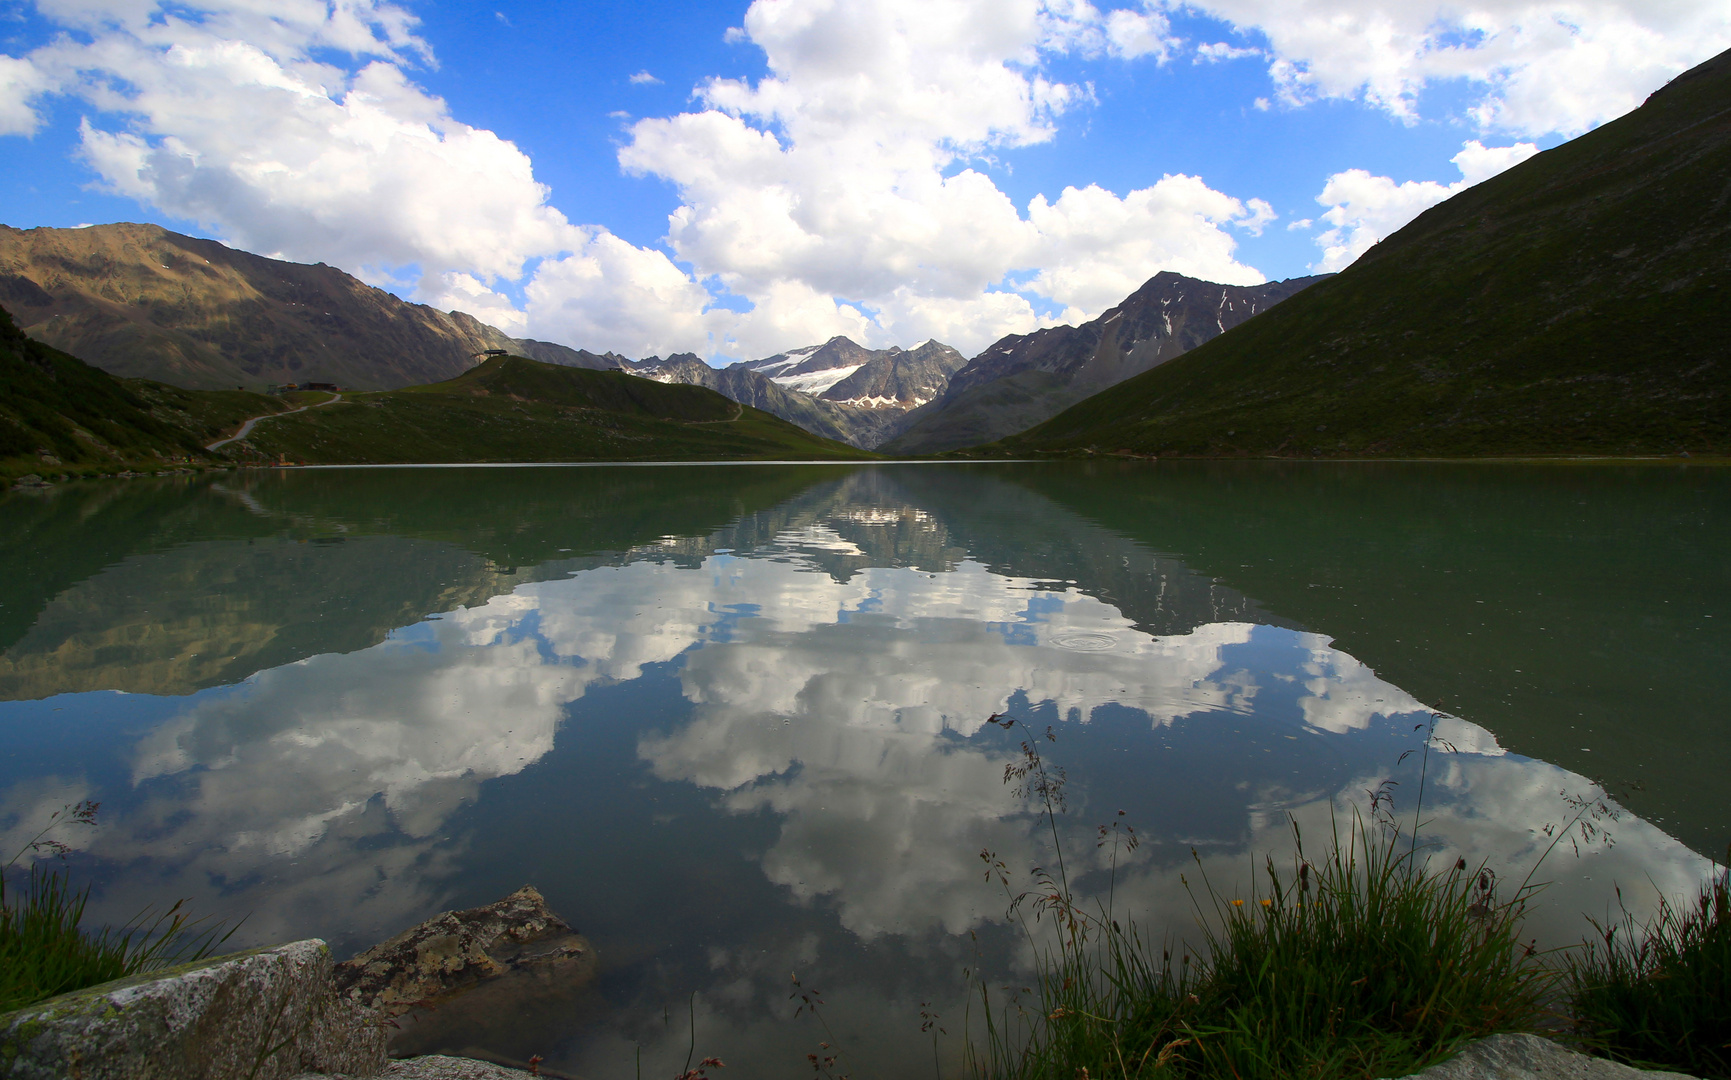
0, 939, 386, 1080
332, 886, 597, 1062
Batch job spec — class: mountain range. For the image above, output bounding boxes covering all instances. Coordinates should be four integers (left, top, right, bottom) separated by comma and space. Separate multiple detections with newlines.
0, 295, 867, 479
996, 47, 1731, 458
11, 33, 1726, 472
885, 272, 1327, 454
0, 222, 1328, 453
627, 337, 968, 448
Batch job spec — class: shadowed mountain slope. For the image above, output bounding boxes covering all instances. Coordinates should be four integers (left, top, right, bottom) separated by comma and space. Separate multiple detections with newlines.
995, 48, 1731, 459
885, 272, 1325, 454
1, 302, 281, 480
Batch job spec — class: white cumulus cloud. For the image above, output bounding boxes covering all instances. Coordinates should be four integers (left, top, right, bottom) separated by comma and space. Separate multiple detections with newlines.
6, 0, 697, 357
11, 0, 1710, 364
525, 228, 723, 359
612, 0, 1272, 358
1174, 0, 1731, 137
1311, 139, 1538, 271
0, 55, 49, 136
8, 0, 1269, 361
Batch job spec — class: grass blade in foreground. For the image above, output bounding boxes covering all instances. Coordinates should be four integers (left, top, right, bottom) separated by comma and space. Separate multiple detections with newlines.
972, 727, 1554, 1080
0, 801, 237, 1013
1566, 861, 1731, 1079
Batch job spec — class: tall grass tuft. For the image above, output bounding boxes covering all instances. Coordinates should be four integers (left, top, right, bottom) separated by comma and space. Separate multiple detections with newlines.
0, 801, 234, 1013
970, 721, 1555, 1080
1564, 860, 1731, 1079
1171, 815, 1553, 1080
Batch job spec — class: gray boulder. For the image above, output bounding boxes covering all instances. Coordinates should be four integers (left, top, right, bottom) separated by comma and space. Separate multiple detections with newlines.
294, 1056, 536, 1079
1390, 1033, 1700, 1080
0, 939, 385, 1080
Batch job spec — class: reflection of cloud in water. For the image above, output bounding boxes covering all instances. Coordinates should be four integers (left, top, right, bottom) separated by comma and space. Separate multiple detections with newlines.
1296, 632, 1428, 734
1093, 753, 1713, 961
0, 774, 98, 862
88, 614, 593, 944
94, 540, 1712, 958
131, 621, 583, 854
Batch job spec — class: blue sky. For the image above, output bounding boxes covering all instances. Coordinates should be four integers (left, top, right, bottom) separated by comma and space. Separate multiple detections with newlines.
2, 0, 1726, 362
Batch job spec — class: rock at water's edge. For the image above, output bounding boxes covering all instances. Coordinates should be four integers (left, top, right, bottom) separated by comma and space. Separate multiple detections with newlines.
1387, 1033, 1701, 1080
331, 885, 597, 1062
0, 938, 386, 1080
331, 886, 589, 1019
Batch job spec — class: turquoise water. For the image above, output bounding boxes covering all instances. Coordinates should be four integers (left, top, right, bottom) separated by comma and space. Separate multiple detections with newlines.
0, 462, 1723, 1076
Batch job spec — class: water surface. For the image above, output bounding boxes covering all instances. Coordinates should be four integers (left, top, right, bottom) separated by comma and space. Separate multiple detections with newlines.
0, 462, 1723, 1077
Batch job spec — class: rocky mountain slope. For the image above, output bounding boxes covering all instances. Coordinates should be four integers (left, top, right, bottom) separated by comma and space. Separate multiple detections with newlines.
739, 336, 968, 409
996, 47, 1731, 459
630, 337, 968, 449
623, 353, 876, 446
0, 223, 619, 391
885, 272, 1326, 454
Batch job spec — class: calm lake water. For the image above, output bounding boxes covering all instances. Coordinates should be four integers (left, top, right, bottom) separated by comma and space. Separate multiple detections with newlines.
1, 461, 1725, 1077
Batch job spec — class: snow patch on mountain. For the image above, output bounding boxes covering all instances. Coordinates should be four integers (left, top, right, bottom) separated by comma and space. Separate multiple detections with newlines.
773, 364, 865, 396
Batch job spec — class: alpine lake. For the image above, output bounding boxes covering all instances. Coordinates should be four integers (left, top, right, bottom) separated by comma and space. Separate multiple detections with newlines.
1, 461, 1725, 1078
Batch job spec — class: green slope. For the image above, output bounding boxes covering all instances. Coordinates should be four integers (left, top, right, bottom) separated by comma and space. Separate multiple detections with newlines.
995, 48, 1731, 459
234, 354, 876, 463
1, 303, 280, 482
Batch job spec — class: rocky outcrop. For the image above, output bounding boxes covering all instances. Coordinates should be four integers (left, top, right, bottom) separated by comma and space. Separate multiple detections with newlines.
332, 886, 597, 1061
0, 939, 385, 1080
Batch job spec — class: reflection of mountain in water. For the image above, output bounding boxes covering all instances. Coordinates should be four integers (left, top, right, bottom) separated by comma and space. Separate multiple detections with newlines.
984, 460, 1731, 859
631, 468, 1286, 638
2, 465, 1282, 700
0, 465, 838, 699
1, 463, 1714, 1080
0, 536, 527, 699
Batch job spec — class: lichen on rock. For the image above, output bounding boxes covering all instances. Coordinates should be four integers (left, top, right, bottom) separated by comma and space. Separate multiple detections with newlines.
0, 939, 386, 1080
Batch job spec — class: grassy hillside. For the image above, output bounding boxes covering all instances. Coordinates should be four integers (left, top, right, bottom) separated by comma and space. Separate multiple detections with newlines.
1, 303, 281, 483
233, 354, 877, 463
993, 48, 1731, 459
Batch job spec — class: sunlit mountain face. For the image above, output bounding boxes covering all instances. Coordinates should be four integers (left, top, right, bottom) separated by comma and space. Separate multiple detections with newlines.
0, 463, 1721, 1077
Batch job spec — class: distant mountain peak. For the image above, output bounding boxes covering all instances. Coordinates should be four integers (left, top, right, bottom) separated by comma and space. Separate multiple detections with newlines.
883, 269, 1328, 455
